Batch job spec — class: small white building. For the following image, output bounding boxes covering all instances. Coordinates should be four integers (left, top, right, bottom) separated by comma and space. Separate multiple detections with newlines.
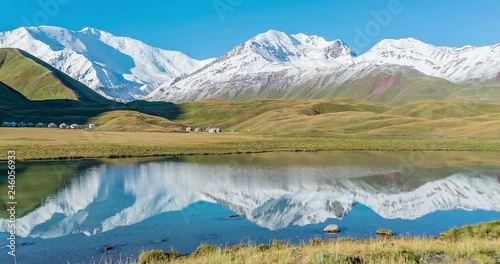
10, 122, 17, 127
88, 124, 98, 129
35, 123, 46, 128
59, 123, 69, 129
2, 122, 11, 127
48, 123, 58, 128
186, 127, 192, 132
70, 124, 80, 129
27, 122, 35, 127
18, 122, 27, 127
194, 127, 202, 132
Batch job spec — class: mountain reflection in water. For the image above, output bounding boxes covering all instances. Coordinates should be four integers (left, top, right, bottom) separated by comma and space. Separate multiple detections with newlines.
1, 152, 500, 239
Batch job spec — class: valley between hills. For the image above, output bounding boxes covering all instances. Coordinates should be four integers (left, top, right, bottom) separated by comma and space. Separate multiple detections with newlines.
1, 33, 500, 161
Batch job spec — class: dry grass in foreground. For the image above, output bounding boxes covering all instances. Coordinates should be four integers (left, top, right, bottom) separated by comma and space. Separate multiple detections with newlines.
137, 238, 499, 264
135, 221, 500, 264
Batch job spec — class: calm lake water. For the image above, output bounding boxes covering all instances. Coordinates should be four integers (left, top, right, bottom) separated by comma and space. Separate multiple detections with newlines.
1, 151, 500, 263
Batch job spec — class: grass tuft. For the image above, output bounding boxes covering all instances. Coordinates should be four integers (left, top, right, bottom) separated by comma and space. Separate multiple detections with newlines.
138, 250, 181, 264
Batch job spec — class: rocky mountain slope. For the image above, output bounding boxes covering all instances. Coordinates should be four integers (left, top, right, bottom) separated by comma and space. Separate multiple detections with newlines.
0, 26, 213, 101
148, 31, 500, 103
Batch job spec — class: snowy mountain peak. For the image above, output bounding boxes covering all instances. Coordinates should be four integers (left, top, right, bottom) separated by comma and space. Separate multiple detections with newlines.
79, 27, 100, 33
147, 30, 359, 102
0, 26, 213, 101
360, 37, 500, 83
254, 29, 293, 41
370, 37, 431, 51
225, 30, 356, 64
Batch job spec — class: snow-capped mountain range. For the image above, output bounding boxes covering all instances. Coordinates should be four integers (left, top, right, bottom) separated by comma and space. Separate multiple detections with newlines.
0, 26, 213, 101
1, 160, 499, 239
1, 26, 499, 102
148, 32, 500, 102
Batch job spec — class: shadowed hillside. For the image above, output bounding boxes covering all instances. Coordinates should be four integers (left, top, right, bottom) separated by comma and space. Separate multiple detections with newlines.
0, 48, 182, 125
0, 81, 31, 106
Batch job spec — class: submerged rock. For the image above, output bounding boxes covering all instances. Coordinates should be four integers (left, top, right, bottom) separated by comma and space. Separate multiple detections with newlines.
204, 233, 218, 239
323, 224, 340, 233
152, 239, 167, 244
104, 246, 114, 252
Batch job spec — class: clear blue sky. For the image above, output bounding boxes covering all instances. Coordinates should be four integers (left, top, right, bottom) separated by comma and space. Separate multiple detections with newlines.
2, 0, 499, 59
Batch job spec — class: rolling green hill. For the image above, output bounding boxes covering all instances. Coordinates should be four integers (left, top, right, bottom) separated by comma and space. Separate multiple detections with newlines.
173, 99, 500, 139
177, 98, 391, 128
0, 48, 109, 103
89, 111, 178, 132
0, 81, 31, 106
385, 100, 500, 119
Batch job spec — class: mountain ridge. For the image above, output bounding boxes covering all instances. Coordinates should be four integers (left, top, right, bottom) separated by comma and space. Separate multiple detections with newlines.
147, 30, 500, 103
0, 26, 213, 101
1, 26, 499, 103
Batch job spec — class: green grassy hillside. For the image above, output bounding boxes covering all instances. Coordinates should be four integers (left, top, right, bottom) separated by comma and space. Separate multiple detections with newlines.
318, 67, 500, 105
207, 66, 500, 105
90, 111, 178, 132
177, 98, 391, 128
0, 48, 109, 103
172, 99, 500, 139
2, 91, 499, 140
385, 100, 500, 119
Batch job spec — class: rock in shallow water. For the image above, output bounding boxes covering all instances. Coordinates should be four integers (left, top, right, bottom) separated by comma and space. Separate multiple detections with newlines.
104, 246, 114, 252
376, 229, 394, 237
323, 224, 340, 233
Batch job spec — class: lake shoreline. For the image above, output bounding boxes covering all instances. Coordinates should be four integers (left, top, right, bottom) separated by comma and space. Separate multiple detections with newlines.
137, 221, 500, 264
0, 138, 500, 161
3, 139, 500, 162
2, 128, 500, 161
